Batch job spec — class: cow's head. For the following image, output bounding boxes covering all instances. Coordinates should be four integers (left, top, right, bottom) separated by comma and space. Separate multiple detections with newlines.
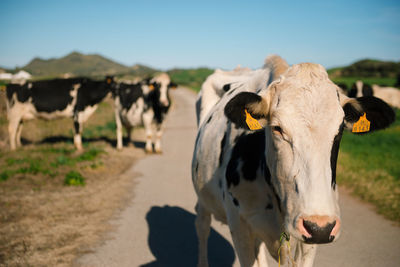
225, 63, 395, 244
149, 73, 173, 108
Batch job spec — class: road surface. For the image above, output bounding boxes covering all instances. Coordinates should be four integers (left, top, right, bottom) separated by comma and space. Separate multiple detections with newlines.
78, 88, 400, 267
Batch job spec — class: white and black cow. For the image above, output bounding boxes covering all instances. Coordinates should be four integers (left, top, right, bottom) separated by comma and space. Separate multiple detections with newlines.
196, 55, 289, 127
192, 61, 395, 266
113, 73, 176, 152
349, 80, 400, 109
6, 77, 114, 150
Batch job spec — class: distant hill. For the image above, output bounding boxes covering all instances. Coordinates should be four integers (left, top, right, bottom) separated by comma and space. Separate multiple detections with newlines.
328, 59, 400, 78
23, 51, 158, 78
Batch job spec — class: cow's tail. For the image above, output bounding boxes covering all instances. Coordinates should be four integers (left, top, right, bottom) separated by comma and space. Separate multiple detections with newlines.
263, 54, 289, 82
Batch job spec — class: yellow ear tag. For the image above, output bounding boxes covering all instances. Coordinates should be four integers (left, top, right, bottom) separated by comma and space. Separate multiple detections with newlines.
245, 109, 262, 130
352, 113, 370, 133
148, 84, 155, 91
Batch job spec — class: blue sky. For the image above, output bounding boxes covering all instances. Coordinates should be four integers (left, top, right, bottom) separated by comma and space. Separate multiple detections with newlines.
0, 0, 399, 70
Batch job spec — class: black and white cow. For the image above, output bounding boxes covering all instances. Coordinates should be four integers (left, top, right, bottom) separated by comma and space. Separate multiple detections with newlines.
349, 80, 400, 109
192, 61, 395, 266
113, 73, 176, 152
6, 77, 114, 150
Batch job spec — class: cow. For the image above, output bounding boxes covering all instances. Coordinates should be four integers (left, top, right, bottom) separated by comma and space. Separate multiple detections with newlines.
192, 60, 395, 267
196, 55, 289, 127
349, 80, 400, 109
6, 77, 114, 150
113, 73, 177, 152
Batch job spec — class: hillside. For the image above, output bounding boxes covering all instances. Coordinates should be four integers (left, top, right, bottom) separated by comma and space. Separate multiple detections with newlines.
329, 59, 400, 78
23, 52, 157, 78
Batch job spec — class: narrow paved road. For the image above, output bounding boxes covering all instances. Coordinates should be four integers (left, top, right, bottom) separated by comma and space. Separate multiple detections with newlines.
78, 88, 400, 267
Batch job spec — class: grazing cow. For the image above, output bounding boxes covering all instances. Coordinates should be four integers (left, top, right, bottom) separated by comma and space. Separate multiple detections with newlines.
192, 61, 395, 267
113, 73, 177, 152
349, 80, 400, 109
196, 55, 289, 127
6, 77, 114, 150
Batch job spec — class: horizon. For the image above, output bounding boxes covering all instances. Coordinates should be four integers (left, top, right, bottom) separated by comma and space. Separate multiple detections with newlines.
1, 0, 399, 71
1, 50, 399, 72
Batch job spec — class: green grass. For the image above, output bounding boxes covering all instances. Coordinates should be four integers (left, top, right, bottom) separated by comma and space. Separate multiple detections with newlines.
337, 109, 400, 222
0, 145, 104, 185
331, 77, 397, 89
64, 171, 85, 186
168, 68, 214, 91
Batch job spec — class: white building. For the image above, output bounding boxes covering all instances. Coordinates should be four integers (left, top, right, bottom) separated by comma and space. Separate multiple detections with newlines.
12, 70, 32, 81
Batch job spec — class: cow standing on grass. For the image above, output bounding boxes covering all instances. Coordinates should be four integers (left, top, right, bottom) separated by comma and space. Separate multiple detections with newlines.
6, 77, 114, 151
192, 57, 395, 266
113, 73, 176, 152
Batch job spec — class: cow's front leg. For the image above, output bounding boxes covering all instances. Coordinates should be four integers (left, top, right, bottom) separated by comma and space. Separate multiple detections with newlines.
15, 120, 23, 147
8, 116, 21, 150
294, 242, 317, 267
142, 110, 154, 153
229, 216, 262, 267
195, 202, 211, 267
73, 118, 83, 151
115, 110, 124, 150
154, 123, 163, 153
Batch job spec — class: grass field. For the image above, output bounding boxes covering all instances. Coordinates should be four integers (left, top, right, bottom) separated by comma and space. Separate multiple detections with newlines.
0, 94, 147, 266
331, 77, 397, 89
337, 109, 400, 222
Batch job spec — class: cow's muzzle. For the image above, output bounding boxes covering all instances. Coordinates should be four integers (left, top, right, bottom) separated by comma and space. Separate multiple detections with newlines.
297, 215, 340, 244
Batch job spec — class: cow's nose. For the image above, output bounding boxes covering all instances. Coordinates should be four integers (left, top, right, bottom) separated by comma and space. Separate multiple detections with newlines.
298, 216, 340, 244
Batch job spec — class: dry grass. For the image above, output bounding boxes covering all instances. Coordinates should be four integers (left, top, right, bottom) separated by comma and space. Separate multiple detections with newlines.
0, 92, 147, 266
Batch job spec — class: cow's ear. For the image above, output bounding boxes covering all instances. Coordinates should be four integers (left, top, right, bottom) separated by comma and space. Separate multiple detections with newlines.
342, 96, 395, 133
224, 92, 270, 130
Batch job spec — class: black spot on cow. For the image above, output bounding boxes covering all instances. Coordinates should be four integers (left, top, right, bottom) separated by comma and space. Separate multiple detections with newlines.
225, 131, 266, 188
330, 122, 344, 189
265, 203, 273, 210
232, 197, 239, 206
6, 83, 31, 104
348, 84, 357, 98
362, 83, 373, 97
31, 79, 84, 113
223, 83, 231, 92
219, 133, 227, 166
116, 83, 144, 111
75, 80, 113, 112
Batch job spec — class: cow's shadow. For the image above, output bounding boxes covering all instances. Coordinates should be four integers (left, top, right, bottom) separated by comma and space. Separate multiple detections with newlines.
140, 205, 235, 267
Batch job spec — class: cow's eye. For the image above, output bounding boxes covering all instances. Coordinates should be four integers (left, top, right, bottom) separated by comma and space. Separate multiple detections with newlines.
272, 126, 283, 136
